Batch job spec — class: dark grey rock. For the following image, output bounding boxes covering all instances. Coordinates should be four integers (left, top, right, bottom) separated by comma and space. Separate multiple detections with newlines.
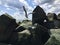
20, 23, 50, 45
0, 14, 18, 44
32, 6, 49, 29
47, 13, 58, 29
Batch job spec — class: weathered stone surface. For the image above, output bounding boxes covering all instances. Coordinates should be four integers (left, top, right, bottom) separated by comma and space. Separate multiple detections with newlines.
0, 14, 18, 44
56, 14, 60, 28
23, 24, 50, 45
47, 13, 57, 21
47, 13, 58, 29
15, 23, 50, 45
58, 13, 60, 19
45, 36, 60, 45
0, 43, 11, 45
16, 26, 26, 32
45, 29, 60, 45
20, 20, 32, 28
32, 6, 49, 29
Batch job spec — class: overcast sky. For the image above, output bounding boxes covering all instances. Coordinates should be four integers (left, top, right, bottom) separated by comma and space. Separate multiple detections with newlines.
0, 0, 60, 21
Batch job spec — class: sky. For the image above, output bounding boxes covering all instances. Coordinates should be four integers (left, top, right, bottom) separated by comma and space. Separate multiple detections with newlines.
0, 0, 60, 21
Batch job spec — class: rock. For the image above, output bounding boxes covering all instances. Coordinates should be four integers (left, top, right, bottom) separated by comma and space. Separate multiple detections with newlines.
32, 6, 49, 29
0, 43, 11, 45
47, 13, 57, 21
56, 14, 60, 28
0, 14, 18, 44
45, 35, 60, 45
47, 13, 57, 29
27, 24, 50, 45
16, 23, 50, 45
58, 13, 60, 19
16, 26, 26, 32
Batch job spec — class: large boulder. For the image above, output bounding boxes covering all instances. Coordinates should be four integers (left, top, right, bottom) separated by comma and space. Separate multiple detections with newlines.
30, 24, 50, 45
56, 13, 60, 28
47, 13, 58, 29
0, 14, 18, 44
45, 29, 60, 45
58, 13, 60, 19
32, 6, 48, 27
15, 23, 50, 45
47, 13, 57, 21
45, 36, 60, 45
0, 13, 50, 45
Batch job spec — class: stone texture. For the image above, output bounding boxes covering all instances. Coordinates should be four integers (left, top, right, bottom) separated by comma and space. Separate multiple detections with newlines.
32, 6, 49, 29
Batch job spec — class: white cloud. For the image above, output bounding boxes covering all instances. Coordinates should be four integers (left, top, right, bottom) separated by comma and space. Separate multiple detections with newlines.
11, 11, 26, 22
32, 0, 54, 5
0, 0, 60, 21
47, 7, 56, 13
19, 0, 33, 12
6, 7, 11, 10
19, 0, 28, 6
54, 0, 60, 4
0, 0, 33, 20
4, 3, 9, 7
0, 1, 2, 5
0, 11, 5, 15
19, 0, 33, 20
32, 0, 60, 14
32, 0, 41, 6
